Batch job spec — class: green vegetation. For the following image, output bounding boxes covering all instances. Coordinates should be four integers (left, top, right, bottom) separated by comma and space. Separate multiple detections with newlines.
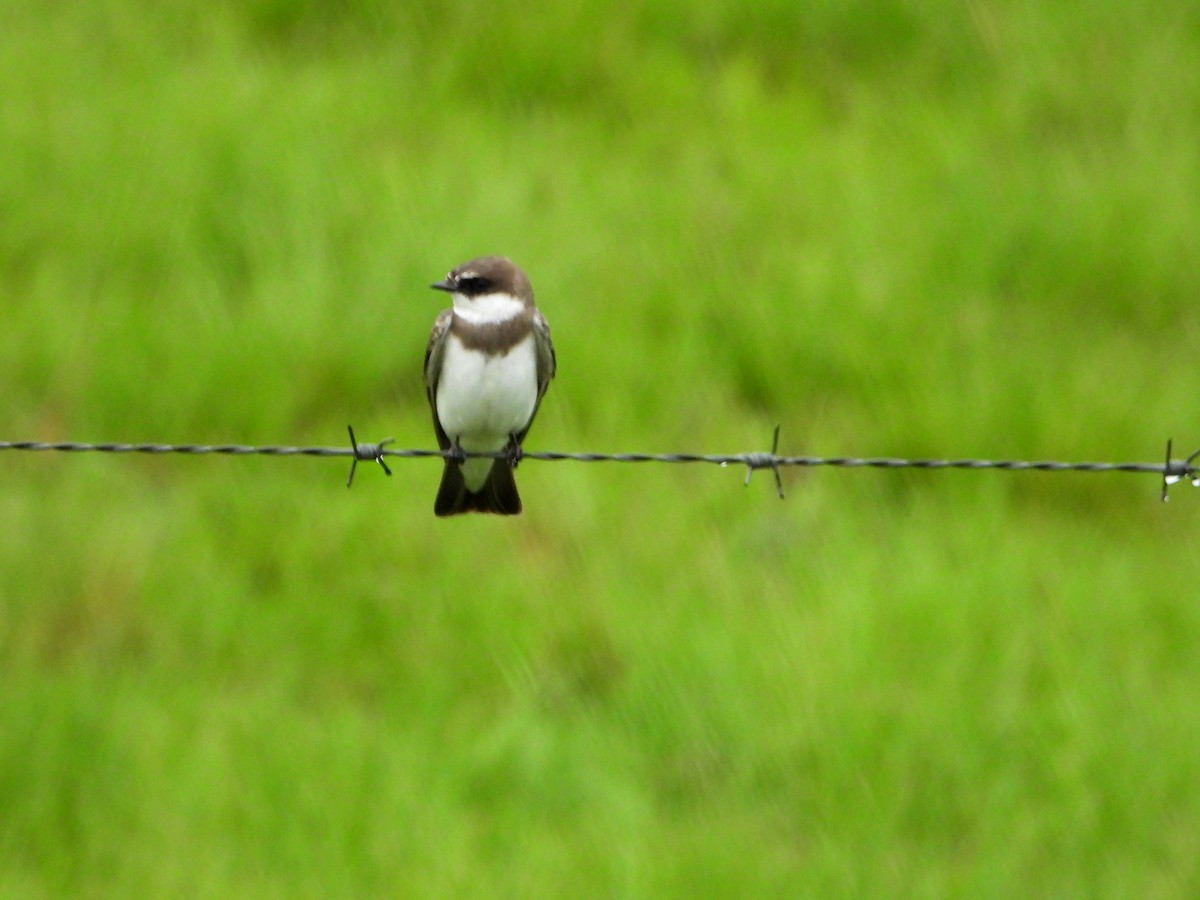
3, 0, 1199, 894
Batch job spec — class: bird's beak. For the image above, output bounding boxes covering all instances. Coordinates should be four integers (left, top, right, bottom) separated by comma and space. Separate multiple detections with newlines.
430, 278, 455, 293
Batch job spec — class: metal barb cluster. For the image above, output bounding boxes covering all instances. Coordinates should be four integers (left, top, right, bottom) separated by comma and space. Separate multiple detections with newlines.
345, 426, 394, 488
3, 429, 1199, 501
739, 424, 786, 499
1161, 438, 1200, 502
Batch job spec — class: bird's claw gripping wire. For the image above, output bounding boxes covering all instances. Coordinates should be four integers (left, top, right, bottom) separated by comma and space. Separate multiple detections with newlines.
506, 434, 525, 469
1160, 438, 1200, 502
346, 425, 394, 488
743, 424, 785, 500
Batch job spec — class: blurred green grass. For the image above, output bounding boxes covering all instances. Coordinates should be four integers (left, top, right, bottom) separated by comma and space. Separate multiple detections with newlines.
2, 0, 1200, 894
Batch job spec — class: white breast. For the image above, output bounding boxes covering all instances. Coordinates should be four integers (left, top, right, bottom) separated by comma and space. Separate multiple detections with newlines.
436, 332, 539, 489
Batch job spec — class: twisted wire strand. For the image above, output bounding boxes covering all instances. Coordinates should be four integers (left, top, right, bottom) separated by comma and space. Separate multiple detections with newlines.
2, 432, 1195, 480
7, 414, 1198, 502
0, 438, 1179, 473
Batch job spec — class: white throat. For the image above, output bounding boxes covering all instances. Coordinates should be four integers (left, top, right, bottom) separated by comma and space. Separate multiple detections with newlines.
453, 291, 526, 325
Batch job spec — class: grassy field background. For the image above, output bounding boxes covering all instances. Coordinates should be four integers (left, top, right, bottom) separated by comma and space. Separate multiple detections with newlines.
3, 0, 1200, 894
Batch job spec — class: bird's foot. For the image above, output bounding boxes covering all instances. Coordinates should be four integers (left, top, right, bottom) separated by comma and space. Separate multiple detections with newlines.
505, 435, 524, 469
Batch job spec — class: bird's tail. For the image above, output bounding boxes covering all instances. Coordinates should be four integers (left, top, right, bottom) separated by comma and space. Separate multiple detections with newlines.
434, 460, 522, 516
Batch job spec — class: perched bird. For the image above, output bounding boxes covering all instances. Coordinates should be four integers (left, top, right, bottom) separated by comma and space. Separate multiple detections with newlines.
424, 256, 555, 516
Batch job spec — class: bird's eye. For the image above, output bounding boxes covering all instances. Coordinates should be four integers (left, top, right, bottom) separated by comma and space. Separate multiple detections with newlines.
458, 275, 487, 294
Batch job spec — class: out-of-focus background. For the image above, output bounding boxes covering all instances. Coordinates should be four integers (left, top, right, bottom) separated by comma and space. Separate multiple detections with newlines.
3, 0, 1199, 893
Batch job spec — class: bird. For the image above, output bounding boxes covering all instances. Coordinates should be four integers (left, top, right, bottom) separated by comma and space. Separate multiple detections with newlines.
424, 256, 555, 516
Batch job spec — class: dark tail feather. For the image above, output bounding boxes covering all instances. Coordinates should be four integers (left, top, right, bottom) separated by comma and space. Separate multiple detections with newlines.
434, 460, 522, 516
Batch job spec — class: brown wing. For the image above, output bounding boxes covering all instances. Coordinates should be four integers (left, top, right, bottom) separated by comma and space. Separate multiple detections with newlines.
424, 309, 454, 450
514, 310, 556, 446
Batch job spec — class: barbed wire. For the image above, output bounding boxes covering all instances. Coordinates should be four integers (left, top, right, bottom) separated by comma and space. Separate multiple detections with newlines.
3, 426, 1198, 501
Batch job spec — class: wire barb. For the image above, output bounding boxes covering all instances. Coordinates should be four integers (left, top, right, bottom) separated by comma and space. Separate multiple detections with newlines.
742, 424, 785, 499
345, 426, 394, 488
1161, 438, 1200, 502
